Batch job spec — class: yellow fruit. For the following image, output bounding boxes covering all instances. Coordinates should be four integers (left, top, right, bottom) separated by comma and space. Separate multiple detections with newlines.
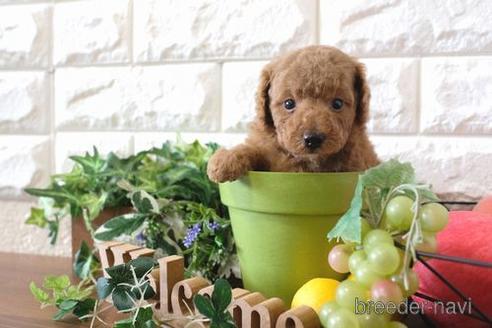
291, 278, 340, 313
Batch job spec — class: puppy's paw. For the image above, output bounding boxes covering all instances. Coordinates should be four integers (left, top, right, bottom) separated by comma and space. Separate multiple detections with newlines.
207, 148, 252, 183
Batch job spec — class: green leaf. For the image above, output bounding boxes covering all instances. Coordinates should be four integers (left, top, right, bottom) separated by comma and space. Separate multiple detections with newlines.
327, 178, 363, 243
69, 147, 106, 175
131, 190, 160, 214
73, 241, 99, 279
212, 279, 232, 313
80, 192, 108, 222
65, 285, 85, 300
25, 207, 48, 228
96, 277, 113, 299
134, 307, 156, 328
328, 159, 417, 243
193, 294, 216, 318
112, 286, 135, 312
360, 159, 415, 188
94, 213, 147, 241
127, 257, 155, 279
24, 187, 78, 203
53, 308, 70, 320
106, 263, 133, 283
132, 281, 156, 300
29, 282, 50, 304
114, 319, 133, 328
43, 275, 70, 292
72, 298, 96, 319
58, 299, 78, 311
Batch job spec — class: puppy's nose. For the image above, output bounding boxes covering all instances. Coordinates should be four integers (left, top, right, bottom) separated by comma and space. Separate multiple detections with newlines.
303, 132, 326, 150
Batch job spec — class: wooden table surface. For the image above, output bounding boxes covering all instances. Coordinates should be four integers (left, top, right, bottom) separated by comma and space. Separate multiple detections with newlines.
0, 252, 429, 328
0, 252, 119, 328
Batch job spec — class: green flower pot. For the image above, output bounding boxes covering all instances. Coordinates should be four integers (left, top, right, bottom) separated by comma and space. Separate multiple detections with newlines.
219, 171, 359, 304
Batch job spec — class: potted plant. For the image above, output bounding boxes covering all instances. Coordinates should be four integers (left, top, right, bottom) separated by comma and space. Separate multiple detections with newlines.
219, 171, 358, 303
25, 140, 238, 281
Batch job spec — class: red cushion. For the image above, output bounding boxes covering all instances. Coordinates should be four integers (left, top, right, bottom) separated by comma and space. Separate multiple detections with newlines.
413, 211, 492, 328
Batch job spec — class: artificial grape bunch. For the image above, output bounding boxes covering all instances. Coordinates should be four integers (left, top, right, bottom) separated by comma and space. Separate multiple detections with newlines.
321, 160, 450, 328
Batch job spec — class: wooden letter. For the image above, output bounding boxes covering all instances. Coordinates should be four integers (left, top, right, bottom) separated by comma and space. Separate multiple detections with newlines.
171, 277, 210, 315
157, 255, 185, 314
275, 306, 321, 328
97, 241, 124, 277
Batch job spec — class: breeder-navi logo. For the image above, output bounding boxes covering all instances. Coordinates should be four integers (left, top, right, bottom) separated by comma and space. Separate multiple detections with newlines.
355, 297, 473, 315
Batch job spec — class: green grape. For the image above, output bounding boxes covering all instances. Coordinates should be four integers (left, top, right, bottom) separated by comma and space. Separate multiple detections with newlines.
328, 244, 353, 273
335, 280, 368, 311
361, 218, 372, 240
325, 308, 360, 328
367, 243, 400, 275
420, 202, 449, 232
416, 231, 437, 253
319, 301, 340, 327
348, 250, 367, 273
354, 261, 383, 287
383, 196, 414, 231
363, 229, 394, 249
391, 269, 419, 297
387, 321, 408, 328
356, 312, 388, 328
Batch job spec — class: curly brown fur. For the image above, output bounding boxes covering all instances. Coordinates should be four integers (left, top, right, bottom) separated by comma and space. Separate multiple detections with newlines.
208, 46, 379, 182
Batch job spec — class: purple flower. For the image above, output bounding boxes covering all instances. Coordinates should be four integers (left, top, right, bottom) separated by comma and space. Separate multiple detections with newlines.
183, 223, 201, 248
208, 221, 220, 231
135, 232, 146, 246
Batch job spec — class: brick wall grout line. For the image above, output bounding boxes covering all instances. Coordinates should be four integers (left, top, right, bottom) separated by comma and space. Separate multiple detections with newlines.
128, 0, 134, 66
315, 0, 321, 45
49, 0, 56, 176
416, 58, 422, 134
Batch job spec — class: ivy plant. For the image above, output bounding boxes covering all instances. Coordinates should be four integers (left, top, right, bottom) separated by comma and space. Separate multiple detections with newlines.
25, 140, 238, 281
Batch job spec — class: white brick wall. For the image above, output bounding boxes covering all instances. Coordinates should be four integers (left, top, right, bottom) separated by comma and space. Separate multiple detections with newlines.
0, 0, 491, 256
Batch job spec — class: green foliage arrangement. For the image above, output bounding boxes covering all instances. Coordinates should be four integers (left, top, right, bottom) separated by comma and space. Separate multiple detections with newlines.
25, 140, 238, 281
31, 253, 235, 327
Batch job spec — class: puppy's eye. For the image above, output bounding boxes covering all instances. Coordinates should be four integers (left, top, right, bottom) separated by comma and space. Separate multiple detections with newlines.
283, 99, 296, 111
331, 98, 344, 111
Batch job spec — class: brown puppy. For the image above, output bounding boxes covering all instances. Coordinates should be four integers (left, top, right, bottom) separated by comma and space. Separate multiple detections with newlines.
208, 45, 379, 183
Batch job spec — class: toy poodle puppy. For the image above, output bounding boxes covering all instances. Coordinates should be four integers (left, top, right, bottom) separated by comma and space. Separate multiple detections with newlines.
207, 45, 379, 183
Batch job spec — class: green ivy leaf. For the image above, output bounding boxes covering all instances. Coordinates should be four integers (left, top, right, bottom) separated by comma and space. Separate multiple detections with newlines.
53, 308, 70, 320
131, 190, 160, 214
212, 279, 232, 313
58, 299, 79, 311
193, 294, 216, 318
24, 187, 78, 203
135, 307, 156, 328
25, 207, 48, 228
69, 147, 106, 175
112, 286, 135, 312
43, 275, 70, 292
96, 277, 113, 299
94, 213, 147, 241
72, 298, 96, 319
80, 192, 108, 222
127, 257, 155, 279
106, 263, 133, 283
73, 241, 99, 279
29, 282, 50, 304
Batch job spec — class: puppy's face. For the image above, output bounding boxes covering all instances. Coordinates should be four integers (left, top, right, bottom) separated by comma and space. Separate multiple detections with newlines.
256, 46, 370, 160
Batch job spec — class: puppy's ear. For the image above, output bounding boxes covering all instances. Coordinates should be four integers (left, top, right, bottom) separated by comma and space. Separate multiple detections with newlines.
255, 64, 275, 129
353, 63, 371, 125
